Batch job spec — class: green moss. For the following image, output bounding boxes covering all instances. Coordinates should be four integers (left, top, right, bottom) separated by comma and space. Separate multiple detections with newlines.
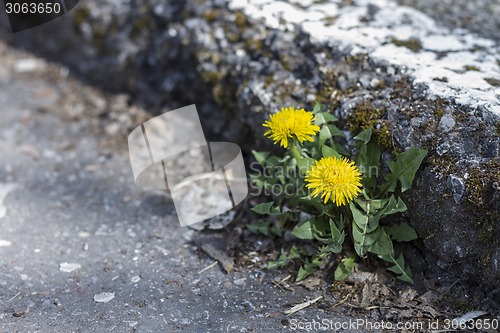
345, 54, 369, 66
463, 65, 480, 71
322, 16, 337, 26
391, 37, 422, 52
371, 79, 386, 90
390, 77, 413, 100
478, 213, 495, 243
203, 9, 220, 22
484, 77, 500, 87
347, 102, 393, 151
279, 54, 292, 71
200, 71, 221, 86
234, 11, 248, 29
263, 75, 275, 88
243, 38, 265, 53
226, 31, 241, 43
316, 70, 343, 109
433, 108, 445, 119
495, 121, 500, 136
375, 124, 393, 150
427, 155, 457, 178
466, 157, 500, 207
73, 6, 91, 32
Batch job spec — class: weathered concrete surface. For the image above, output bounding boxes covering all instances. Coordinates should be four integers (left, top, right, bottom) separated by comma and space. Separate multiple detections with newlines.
0, 0, 498, 287
0, 41, 378, 332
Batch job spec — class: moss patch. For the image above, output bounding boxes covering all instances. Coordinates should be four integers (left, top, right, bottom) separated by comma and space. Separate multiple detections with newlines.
466, 157, 500, 207
463, 65, 480, 71
391, 37, 422, 52
322, 16, 337, 26
347, 102, 393, 150
433, 108, 445, 119
234, 11, 248, 29
73, 6, 91, 32
203, 9, 220, 22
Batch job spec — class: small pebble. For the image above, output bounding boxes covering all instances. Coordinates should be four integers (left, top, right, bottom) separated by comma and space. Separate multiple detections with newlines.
59, 262, 81, 273
94, 292, 115, 303
234, 278, 247, 286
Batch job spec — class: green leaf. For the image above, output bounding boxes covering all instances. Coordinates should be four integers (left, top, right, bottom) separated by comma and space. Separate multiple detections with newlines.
350, 202, 380, 233
353, 128, 372, 144
381, 147, 427, 193
367, 228, 394, 256
267, 246, 301, 269
297, 157, 316, 176
322, 145, 342, 159
352, 224, 381, 257
362, 198, 389, 211
251, 150, 269, 164
328, 217, 345, 253
314, 112, 338, 126
247, 221, 270, 235
359, 142, 381, 190
327, 124, 345, 138
385, 222, 418, 242
270, 223, 285, 237
333, 142, 350, 156
355, 142, 368, 169
334, 256, 356, 281
296, 261, 316, 281
292, 220, 315, 240
365, 142, 381, 169
319, 125, 333, 146
350, 201, 386, 257
251, 202, 274, 215
379, 195, 407, 216
312, 103, 326, 114
381, 254, 413, 283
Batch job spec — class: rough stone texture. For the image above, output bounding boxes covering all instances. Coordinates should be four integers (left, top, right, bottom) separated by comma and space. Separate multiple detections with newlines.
0, 0, 498, 287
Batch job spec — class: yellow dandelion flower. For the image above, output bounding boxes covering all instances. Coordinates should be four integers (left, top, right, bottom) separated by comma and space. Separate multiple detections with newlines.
263, 107, 320, 148
305, 156, 362, 206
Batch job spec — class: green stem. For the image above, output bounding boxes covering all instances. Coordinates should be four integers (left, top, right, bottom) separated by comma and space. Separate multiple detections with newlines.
290, 141, 302, 161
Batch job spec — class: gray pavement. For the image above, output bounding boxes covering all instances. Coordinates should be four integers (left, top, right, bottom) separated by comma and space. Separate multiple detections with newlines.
0, 42, 373, 332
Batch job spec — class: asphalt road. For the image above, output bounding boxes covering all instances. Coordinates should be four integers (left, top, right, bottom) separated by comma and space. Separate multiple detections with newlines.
0, 41, 375, 332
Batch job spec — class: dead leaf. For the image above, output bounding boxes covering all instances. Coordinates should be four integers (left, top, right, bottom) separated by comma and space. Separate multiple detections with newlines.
297, 277, 322, 290
398, 287, 418, 303
200, 243, 234, 273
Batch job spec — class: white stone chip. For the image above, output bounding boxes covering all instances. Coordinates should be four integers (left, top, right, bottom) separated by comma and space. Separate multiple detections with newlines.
59, 262, 81, 273
0, 183, 18, 219
0, 240, 12, 247
13, 58, 46, 73
131, 276, 141, 283
94, 292, 115, 303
